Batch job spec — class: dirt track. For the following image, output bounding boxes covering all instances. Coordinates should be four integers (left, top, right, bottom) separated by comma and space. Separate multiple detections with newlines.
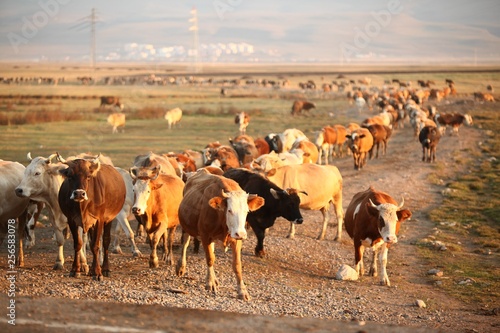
1, 101, 499, 333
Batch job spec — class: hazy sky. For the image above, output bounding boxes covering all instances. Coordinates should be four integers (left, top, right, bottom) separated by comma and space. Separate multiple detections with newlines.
1, 0, 499, 63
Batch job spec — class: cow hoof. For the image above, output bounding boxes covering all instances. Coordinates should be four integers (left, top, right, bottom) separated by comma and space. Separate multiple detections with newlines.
111, 247, 123, 255
133, 251, 142, 258
239, 292, 251, 301
69, 271, 80, 278
103, 270, 110, 277
93, 275, 103, 281
255, 250, 266, 258
176, 264, 186, 277
52, 263, 64, 270
149, 261, 159, 269
82, 264, 90, 275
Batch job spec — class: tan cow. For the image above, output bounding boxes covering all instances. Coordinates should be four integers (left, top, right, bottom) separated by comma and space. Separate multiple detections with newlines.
264, 163, 344, 242
130, 165, 184, 268
107, 113, 126, 134
290, 139, 319, 164
164, 107, 183, 129
175, 169, 264, 300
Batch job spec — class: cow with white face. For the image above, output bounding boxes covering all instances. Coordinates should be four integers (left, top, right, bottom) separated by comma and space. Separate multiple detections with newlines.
176, 169, 264, 300
344, 186, 412, 286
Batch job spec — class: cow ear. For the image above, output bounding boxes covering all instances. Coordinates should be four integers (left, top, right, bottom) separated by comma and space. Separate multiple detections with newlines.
346, 135, 351, 139
248, 195, 265, 212
397, 209, 412, 222
359, 134, 366, 139
208, 197, 225, 211
59, 167, 70, 178
89, 160, 101, 176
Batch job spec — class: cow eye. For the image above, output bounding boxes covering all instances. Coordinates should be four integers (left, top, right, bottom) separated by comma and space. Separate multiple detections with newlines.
34, 172, 41, 176
227, 209, 233, 214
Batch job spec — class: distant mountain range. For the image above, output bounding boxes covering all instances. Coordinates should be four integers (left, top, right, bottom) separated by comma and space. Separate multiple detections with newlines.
0, 0, 499, 64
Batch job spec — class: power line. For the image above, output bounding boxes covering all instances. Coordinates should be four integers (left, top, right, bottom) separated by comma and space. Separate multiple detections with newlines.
189, 7, 202, 73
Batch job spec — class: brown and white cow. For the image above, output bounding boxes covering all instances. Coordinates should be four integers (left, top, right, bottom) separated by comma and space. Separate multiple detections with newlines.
203, 145, 240, 171
344, 187, 412, 286
58, 154, 126, 280
345, 128, 374, 170
130, 165, 184, 268
264, 163, 344, 241
175, 169, 264, 300
164, 107, 182, 130
434, 112, 473, 136
100, 96, 124, 110
234, 112, 250, 135
107, 113, 126, 134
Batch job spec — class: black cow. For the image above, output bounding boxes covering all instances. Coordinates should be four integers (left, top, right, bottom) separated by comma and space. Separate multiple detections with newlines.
419, 126, 441, 162
223, 168, 303, 257
57, 154, 126, 280
100, 96, 123, 110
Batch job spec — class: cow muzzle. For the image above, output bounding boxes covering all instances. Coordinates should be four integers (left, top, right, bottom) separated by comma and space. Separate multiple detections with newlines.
70, 189, 88, 202
231, 230, 248, 240
294, 217, 304, 225
131, 207, 143, 215
14, 187, 27, 198
384, 235, 398, 244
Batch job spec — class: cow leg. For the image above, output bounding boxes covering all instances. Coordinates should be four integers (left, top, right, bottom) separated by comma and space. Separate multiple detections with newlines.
80, 229, 89, 274
369, 246, 379, 277
175, 231, 191, 277
163, 226, 176, 266
317, 206, 329, 241
53, 227, 66, 270
90, 224, 104, 280
112, 213, 142, 257
204, 242, 219, 293
376, 142, 380, 159
317, 147, 323, 165
250, 222, 266, 257
101, 222, 112, 277
69, 222, 83, 277
422, 146, 426, 162
149, 231, 161, 268
230, 239, 251, 301
379, 244, 391, 286
332, 197, 344, 242
354, 241, 365, 277
287, 222, 296, 239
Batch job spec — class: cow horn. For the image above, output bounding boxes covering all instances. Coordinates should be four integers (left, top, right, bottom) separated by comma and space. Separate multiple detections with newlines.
92, 153, 101, 164
27, 152, 33, 161
56, 152, 67, 163
300, 190, 308, 196
369, 198, 378, 208
46, 153, 58, 164
397, 197, 405, 209
129, 167, 138, 180
221, 189, 230, 198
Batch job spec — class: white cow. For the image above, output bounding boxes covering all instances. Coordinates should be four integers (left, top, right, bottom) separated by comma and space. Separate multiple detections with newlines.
165, 107, 183, 129
0, 160, 30, 266
282, 128, 307, 152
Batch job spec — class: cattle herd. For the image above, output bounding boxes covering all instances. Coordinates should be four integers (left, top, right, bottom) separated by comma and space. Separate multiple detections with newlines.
0, 76, 487, 301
